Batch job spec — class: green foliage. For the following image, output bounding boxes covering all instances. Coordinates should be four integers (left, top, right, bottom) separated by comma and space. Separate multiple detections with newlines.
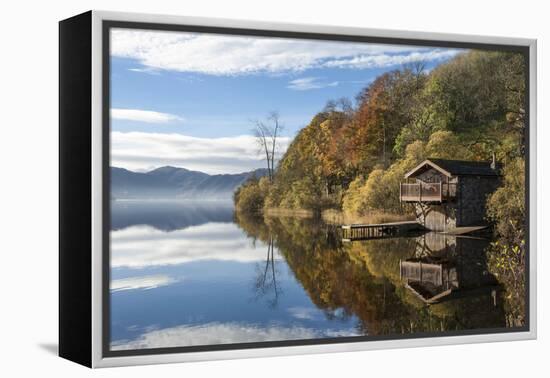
279, 176, 320, 209
394, 51, 526, 161
486, 158, 526, 242
424, 130, 472, 160
234, 176, 269, 214
486, 158, 526, 327
487, 239, 526, 327
342, 175, 366, 214
348, 140, 426, 214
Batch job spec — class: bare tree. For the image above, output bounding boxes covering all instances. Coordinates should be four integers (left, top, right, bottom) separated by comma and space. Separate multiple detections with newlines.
403, 60, 428, 90
253, 111, 284, 182
323, 97, 354, 120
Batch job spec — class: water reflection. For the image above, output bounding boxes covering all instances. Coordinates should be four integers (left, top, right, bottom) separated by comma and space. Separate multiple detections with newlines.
110, 201, 360, 350
110, 201, 513, 351
252, 236, 282, 308
235, 212, 508, 336
111, 222, 273, 268
112, 322, 359, 351
111, 200, 234, 231
400, 233, 499, 304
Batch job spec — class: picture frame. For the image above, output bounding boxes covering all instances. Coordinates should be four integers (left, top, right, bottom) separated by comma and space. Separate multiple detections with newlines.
59, 10, 537, 368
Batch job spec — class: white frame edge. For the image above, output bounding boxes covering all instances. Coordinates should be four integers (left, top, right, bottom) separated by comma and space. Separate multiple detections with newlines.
90, 10, 537, 368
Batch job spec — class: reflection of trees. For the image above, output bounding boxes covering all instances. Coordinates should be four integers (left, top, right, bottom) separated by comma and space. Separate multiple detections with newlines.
235, 211, 283, 308
487, 240, 526, 327
253, 236, 282, 308
235, 212, 509, 336
357, 236, 506, 331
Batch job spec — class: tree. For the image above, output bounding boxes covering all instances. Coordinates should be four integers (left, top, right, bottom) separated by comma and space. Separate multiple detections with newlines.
253, 111, 284, 182
234, 176, 266, 213
425, 130, 472, 160
347, 67, 427, 170
486, 158, 525, 243
486, 158, 526, 327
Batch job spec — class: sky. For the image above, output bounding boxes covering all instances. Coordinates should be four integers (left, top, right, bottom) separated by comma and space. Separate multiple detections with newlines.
110, 28, 463, 174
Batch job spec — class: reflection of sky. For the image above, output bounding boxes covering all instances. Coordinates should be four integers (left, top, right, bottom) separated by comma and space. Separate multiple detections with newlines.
111, 222, 274, 268
112, 322, 359, 350
110, 202, 360, 349
111, 274, 179, 292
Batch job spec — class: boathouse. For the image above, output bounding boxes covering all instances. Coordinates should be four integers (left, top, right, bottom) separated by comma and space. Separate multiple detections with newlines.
399, 158, 501, 232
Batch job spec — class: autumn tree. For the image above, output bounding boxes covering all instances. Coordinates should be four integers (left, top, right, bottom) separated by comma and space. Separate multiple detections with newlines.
346, 67, 427, 171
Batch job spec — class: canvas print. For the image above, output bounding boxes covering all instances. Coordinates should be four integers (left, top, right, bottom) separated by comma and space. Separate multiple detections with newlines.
107, 26, 528, 353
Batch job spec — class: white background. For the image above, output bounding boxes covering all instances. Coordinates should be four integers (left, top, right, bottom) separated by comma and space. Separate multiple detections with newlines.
0, 0, 546, 376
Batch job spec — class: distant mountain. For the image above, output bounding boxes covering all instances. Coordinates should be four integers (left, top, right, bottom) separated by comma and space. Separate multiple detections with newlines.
111, 166, 268, 199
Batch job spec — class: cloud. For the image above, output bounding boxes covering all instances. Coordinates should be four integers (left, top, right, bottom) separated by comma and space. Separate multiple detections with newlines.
111, 131, 291, 174
111, 322, 360, 350
288, 306, 322, 320
322, 49, 460, 69
128, 67, 161, 75
111, 222, 281, 268
111, 28, 462, 76
287, 77, 339, 91
111, 274, 178, 292
111, 108, 183, 123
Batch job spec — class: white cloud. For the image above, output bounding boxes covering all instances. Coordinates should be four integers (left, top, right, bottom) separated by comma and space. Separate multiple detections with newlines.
111, 274, 178, 292
111, 28, 462, 76
111, 131, 291, 174
111, 322, 360, 350
111, 222, 281, 268
287, 77, 339, 91
111, 108, 183, 123
128, 67, 161, 75
288, 306, 321, 320
323, 49, 460, 69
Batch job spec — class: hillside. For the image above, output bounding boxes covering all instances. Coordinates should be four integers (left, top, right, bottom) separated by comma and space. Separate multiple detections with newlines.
111, 166, 267, 199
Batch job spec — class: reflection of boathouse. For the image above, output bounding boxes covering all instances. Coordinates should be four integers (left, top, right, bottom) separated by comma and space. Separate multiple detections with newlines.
400, 158, 501, 232
399, 233, 499, 304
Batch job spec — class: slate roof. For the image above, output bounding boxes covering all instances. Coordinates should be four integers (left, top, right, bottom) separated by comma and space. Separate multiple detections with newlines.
405, 158, 501, 178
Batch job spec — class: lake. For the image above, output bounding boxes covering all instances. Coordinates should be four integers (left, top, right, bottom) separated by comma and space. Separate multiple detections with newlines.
109, 200, 509, 351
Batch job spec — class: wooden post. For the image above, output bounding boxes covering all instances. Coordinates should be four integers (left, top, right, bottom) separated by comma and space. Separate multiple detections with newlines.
399, 183, 402, 203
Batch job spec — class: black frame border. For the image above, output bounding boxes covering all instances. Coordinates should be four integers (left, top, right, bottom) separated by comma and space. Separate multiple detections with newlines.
101, 19, 531, 359
59, 11, 93, 367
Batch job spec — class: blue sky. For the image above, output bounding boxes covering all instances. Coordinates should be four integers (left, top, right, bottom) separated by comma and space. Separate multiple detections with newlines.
110, 28, 462, 174
112, 59, 379, 138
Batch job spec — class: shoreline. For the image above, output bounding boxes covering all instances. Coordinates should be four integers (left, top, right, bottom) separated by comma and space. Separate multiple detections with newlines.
248, 206, 413, 225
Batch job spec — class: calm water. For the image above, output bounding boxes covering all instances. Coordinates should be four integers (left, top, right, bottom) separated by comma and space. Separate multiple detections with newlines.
109, 200, 507, 351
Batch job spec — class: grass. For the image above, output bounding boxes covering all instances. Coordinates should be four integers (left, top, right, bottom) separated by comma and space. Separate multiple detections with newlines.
262, 207, 414, 225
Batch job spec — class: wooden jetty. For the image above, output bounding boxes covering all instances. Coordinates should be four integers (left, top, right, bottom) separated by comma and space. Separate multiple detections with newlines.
341, 221, 423, 242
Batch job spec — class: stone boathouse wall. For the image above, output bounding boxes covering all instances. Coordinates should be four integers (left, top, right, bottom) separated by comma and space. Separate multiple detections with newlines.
412, 173, 500, 232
